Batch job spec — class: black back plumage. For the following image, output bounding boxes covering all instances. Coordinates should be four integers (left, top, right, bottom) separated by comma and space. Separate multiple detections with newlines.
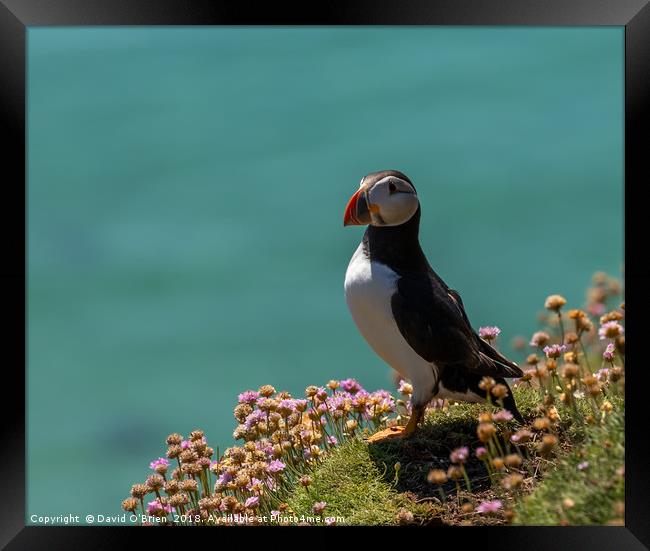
361, 171, 523, 381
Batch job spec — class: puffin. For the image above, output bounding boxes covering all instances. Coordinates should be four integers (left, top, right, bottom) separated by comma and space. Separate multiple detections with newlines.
343, 170, 523, 442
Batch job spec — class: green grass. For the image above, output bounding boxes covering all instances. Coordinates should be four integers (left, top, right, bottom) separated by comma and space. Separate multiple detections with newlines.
285, 387, 624, 526
363, 388, 539, 498
514, 405, 624, 525
286, 437, 439, 525
286, 388, 540, 523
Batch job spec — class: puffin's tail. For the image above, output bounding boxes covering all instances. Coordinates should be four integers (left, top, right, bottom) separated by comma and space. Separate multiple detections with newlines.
477, 338, 524, 379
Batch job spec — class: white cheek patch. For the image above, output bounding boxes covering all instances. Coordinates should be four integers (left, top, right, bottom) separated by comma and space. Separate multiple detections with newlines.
367, 182, 418, 227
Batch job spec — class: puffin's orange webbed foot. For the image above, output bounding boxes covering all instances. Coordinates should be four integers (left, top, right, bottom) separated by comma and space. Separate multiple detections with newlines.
366, 423, 417, 443
366, 425, 407, 443
365, 405, 425, 444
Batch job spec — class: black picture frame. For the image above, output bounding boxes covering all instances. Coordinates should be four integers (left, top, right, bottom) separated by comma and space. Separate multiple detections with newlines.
1, 1, 647, 548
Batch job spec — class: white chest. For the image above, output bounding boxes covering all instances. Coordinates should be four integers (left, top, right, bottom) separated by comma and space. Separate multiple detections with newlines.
344, 243, 437, 405
344, 244, 398, 329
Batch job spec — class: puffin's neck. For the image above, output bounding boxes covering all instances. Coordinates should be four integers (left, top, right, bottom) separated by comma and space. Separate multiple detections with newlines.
362, 206, 428, 273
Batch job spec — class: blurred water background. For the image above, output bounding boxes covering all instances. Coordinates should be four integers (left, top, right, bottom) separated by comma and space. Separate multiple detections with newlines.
27, 27, 623, 521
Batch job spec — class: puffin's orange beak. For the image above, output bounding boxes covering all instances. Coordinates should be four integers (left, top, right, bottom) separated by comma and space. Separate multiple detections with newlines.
343, 189, 371, 226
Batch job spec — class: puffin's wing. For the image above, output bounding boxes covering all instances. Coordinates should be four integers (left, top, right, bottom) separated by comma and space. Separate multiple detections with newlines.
391, 273, 522, 378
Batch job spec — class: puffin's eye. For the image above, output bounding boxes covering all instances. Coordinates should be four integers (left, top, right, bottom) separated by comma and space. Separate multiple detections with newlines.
388, 182, 397, 194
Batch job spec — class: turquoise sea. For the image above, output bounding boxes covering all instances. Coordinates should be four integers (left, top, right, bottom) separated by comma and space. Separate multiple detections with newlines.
27, 27, 623, 521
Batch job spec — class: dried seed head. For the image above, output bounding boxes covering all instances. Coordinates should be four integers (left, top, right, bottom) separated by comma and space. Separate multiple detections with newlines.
234, 403, 253, 423
491, 457, 505, 471
505, 454, 523, 468
530, 332, 551, 348
130, 483, 150, 499
491, 384, 509, 399
189, 430, 204, 441
427, 469, 448, 485
164, 480, 179, 495
568, 309, 586, 320
166, 445, 182, 459
179, 479, 198, 493
166, 433, 183, 445
502, 473, 524, 490
146, 475, 164, 491
526, 354, 540, 365
478, 412, 493, 423
327, 380, 340, 390
180, 450, 199, 464
169, 493, 190, 507
478, 377, 496, 392
258, 398, 277, 412
447, 465, 463, 480
601, 310, 623, 324
122, 497, 139, 512
235, 472, 251, 489
532, 417, 551, 431
477, 422, 496, 442
565, 332, 579, 345
259, 385, 276, 398
562, 364, 579, 379
545, 295, 567, 312
538, 434, 558, 457
221, 496, 239, 512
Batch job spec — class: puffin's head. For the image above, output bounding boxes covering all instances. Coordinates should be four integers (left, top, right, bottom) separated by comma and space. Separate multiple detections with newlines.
343, 170, 419, 227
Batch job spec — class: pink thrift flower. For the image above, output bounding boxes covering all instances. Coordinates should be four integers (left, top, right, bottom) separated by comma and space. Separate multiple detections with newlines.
599, 321, 624, 340
543, 344, 567, 359
149, 457, 169, 470
529, 331, 551, 347
238, 390, 260, 404
479, 326, 501, 341
245, 496, 260, 509
493, 409, 514, 423
340, 378, 362, 394
603, 343, 616, 361
313, 501, 327, 514
450, 446, 469, 464
476, 500, 502, 514
267, 460, 285, 473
